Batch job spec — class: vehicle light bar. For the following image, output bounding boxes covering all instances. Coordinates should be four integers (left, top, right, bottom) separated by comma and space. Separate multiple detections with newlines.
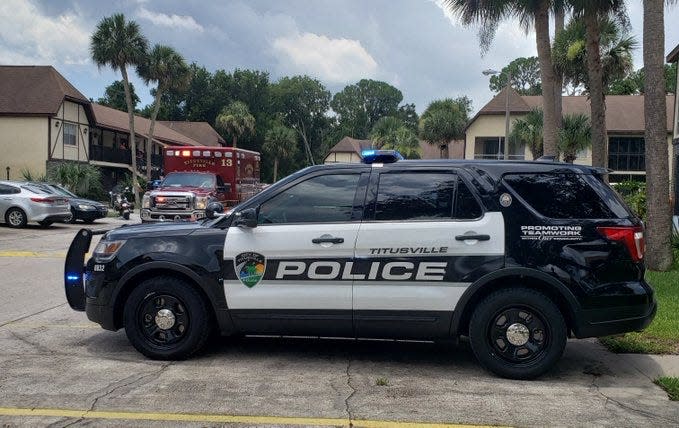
361, 149, 403, 164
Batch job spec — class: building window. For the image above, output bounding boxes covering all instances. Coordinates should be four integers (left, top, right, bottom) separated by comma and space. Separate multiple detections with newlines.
64, 123, 77, 146
608, 136, 645, 171
474, 137, 525, 160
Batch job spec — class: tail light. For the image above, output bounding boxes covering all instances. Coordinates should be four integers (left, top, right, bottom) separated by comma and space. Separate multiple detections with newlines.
30, 197, 55, 204
597, 226, 645, 262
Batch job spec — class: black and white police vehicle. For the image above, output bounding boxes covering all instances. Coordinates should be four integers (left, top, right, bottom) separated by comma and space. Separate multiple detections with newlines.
64, 150, 655, 379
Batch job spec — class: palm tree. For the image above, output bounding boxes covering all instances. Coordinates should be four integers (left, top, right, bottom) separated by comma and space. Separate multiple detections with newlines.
370, 116, 404, 148
558, 113, 591, 163
509, 108, 543, 160
382, 127, 421, 159
444, 0, 560, 158
643, 0, 673, 271
137, 45, 191, 180
419, 98, 470, 158
90, 14, 148, 207
215, 101, 255, 148
566, 1, 628, 169
263, 123, 298, 182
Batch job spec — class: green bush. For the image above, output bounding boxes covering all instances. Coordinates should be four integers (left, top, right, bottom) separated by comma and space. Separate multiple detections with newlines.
47, 162, 105, 201
613, 180, 646, 219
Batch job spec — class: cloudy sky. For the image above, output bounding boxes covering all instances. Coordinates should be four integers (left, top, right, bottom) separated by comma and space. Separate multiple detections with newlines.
2, 0, 679, 114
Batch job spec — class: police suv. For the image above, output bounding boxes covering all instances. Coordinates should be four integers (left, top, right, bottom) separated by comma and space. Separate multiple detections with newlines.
64, 151, 655, 379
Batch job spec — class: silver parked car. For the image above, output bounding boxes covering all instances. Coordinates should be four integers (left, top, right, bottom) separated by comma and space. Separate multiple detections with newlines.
0, 181, 71, 228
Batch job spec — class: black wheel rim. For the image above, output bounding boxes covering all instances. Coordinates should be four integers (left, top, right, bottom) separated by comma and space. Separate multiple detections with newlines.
488, 305, 549, 365
138, 294, 189, 347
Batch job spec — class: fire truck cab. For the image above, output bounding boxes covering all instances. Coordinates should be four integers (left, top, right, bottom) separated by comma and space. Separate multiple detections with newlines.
140, 146, 261, 222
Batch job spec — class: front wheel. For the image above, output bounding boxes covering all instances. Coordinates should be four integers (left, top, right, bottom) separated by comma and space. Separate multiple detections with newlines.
468, 288, 567, 380
123, 276, 212, 360
5, 208, 27, 228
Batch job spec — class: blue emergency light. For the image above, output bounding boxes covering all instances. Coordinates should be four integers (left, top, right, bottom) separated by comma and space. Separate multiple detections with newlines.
361, 149, 403, 164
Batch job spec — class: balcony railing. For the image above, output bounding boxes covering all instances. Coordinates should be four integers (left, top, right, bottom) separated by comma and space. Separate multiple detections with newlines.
90, 145, 162, 169
474, 153, 526, 160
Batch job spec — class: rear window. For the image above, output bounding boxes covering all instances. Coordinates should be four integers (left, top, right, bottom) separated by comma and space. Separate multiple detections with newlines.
503, 173, 619, 219
21, 184, 50, 195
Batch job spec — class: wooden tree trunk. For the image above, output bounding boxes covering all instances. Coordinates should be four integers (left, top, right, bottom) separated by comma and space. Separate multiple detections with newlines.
120, 66, 140, 208
534, 3, 558, 157
273, 157, 278, 182
584, 13, 608, 169
554, 6, 565, 146
232, 135, 238, 148
147, 86, 164, 180
643, 0, 673, 271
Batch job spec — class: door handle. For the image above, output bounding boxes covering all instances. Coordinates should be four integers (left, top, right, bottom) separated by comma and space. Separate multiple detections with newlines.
312, 236, 344, 244
455, 234, 490, 241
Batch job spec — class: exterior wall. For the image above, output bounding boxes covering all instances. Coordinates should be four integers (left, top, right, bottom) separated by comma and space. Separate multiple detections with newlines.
0, 116, 48, 180
324, 152, 362, 164
464, 114, 529, 160
49, 101, 90, 162
674, 68, 679, 139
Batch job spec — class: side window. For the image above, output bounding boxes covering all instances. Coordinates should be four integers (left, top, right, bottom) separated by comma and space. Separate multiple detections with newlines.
0, 184, 19, 195
504, 173, 614, 219
375, 172, 455, 221
258, 174, 360, 224
455, 179, 483, 219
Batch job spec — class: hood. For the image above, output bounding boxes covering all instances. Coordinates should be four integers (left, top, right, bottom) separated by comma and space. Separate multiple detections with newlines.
104, 221, 205, 241
154, 186, 211, 194
70, 198, 106, 207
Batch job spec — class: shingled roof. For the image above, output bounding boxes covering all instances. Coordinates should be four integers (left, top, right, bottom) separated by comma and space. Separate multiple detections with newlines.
328, 136, 374, 154
91, 103, 202, 146
159, 121, 225, 147
473, 90, 675, 133
0, 65, 89, 116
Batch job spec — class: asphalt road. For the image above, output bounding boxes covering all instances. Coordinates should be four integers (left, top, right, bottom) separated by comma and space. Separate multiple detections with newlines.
0, 217, 678, 427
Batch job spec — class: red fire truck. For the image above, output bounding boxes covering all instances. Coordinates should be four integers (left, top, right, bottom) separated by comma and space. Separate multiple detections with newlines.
140, 146, 261, 222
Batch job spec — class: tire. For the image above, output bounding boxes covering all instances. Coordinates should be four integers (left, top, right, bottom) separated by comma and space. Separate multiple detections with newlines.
68, 208, 77, 224
123, 276, 212, 360
38, 220, 53, 228
123, 212, 130, 220
5, 208, 27, 228
468, 288, 567, 380
83, 219, 95, 224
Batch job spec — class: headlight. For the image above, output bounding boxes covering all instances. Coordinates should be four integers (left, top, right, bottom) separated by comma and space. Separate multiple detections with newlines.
93, 240, 126, 262
78, 204, 95, 210
196, 196, 209, 210
142, 195, 150, 208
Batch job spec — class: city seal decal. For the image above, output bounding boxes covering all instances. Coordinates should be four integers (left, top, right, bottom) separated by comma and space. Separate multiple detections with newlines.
235, 252, 266, 288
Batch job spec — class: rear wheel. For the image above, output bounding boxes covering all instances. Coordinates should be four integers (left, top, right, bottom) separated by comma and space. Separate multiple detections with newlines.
5, 208, 27, 228
468, 288, 567, 379
123, 212, 130, 220
68, 208, 77, 224
123, 276, 212, 360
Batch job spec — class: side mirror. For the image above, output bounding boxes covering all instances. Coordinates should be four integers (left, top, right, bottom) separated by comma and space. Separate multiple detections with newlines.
205, 201, 225, 219
234, 207, 258, 228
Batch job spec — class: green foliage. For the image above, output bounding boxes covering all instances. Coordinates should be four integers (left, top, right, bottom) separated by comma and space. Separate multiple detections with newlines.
137, 45, 190, 98
608, 63, 677, 95
97, 80, 140, 112
215, 101, 256, 148
552, 16, 636, 93
375, 377, 389, 386
20, 169, 46, 182
655, 377, 679, 401
47, 162, 104, 200
370, 116, 421, 159
558, 113, 591, 163
397, 103, 419, 131
600, 268, 679, 354
263, 122, 298, 181
90, 14, 148, 72
419, 97, 471, 153
613, 180, 646, 219
509, 108, 543, 159
489, 57, 542, 95
331, 79, 403, 139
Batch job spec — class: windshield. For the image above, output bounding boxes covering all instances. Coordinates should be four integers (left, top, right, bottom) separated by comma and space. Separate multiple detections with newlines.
162, 173, 215, 188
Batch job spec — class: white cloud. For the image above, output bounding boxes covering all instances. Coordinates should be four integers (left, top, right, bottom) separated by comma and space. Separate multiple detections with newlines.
137, 7, 204, 33
0, 0, 90, 65
272, 32, 378, 83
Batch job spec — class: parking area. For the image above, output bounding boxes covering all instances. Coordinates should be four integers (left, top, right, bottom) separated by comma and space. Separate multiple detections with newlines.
1, 219, 678, 427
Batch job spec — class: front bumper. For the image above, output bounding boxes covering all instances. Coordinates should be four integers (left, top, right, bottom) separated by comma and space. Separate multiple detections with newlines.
75, 207, 108, 221
140, 208, 205, 222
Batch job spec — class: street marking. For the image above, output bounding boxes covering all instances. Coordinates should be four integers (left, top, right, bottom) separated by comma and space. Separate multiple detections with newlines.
0, 251, 90, 258
0, 407, 497, 427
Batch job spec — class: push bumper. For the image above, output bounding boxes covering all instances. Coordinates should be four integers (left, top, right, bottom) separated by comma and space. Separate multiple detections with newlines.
85, 300, 117, 331
140, 208, 205, 222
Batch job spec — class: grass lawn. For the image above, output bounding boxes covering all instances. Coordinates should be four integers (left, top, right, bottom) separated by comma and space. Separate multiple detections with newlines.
654, 377, 679, 401
600, 268, 679, 354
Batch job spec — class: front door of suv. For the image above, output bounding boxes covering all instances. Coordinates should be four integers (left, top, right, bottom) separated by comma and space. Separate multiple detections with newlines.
222, 169, 368, 337
353, 169, 505, 339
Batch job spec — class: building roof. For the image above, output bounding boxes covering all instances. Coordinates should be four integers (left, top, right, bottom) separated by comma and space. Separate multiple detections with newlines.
667, 44, 679, 63
91, 103, 203, 146
328, 136, 374, 154
0, 65, 89, 115
159, 121, 226, 147
474, 90, 675, 133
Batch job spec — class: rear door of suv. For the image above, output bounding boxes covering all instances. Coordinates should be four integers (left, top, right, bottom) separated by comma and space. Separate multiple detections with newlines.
352, 167, 505, 339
